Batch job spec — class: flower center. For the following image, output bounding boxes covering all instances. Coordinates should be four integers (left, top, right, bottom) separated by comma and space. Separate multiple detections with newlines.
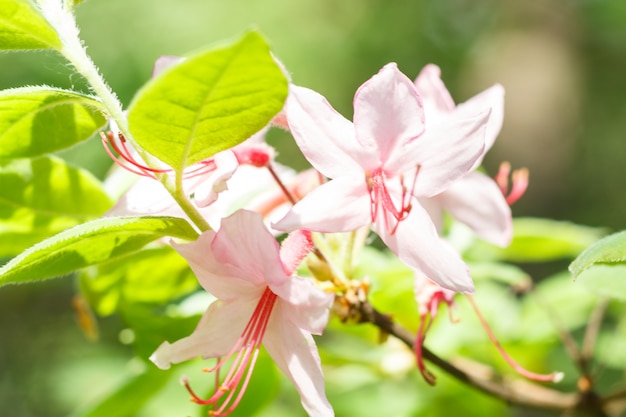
184, 287, 278, 417
366, 166, 420, 234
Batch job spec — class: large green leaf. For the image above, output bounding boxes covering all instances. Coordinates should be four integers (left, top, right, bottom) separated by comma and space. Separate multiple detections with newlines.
127, 31, 288, 170
0, 156, 113, 257
0, 0, 62, 50
569, 230, 626, 276
465, 218, 605, 262
0, 87, 106, 158
0, 216, 198, 286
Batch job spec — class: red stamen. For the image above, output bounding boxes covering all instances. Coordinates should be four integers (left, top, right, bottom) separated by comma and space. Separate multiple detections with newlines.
495, 161, 529, 206
101, 130, 220, 181
415, 314, 437, 385
466, 295, 563, 383
366, 167, 418, 234
183, 288, 278, 416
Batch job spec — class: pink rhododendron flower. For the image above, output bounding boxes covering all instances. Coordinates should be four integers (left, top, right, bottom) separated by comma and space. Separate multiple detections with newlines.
414, 64, 512, 246
275, 63, 491, 293
150, 210, 334, 417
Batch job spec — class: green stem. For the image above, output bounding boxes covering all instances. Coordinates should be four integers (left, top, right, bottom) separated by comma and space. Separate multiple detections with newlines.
38, 0, 211, 232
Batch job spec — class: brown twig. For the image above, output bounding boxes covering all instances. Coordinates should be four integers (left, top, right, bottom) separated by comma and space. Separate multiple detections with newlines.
359, 300, 579, 411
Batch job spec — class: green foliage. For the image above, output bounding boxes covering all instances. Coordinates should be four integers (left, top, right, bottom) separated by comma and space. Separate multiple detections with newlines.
80, 246, 202, 357
465, 217, 605, 262
0, 0, 62, 51
569, 230, 626, 275
127, 30, 288, 171
0, 87, 106, 158
0, 216, 198, 286
569, 231, 626, 300
80, 246, 199, 316
0, 156, 112, 257
576, 265, 626, 300
68, 364, 173, 417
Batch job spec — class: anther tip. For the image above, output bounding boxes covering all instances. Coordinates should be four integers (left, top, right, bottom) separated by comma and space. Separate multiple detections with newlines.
552, 372, 565, 383
180, 375, 190, 386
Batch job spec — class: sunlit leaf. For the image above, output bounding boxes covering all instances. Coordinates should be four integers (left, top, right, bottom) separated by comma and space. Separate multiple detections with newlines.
80, 246, 199, 316
68, 364, 172, 417
569, 230, 626, 276
465, 218, 605, 262
127, 30, 288, 170
0, 216, 198, 286
0, 87, 106, 158
0, 156, 113, 257
0, 0, 62, 50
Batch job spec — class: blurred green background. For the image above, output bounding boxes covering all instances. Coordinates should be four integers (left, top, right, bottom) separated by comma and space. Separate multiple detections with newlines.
1, 0, 625, 416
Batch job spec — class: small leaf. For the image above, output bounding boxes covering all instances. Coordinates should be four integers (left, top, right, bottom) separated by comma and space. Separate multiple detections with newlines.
128, 31, 288, 170
0, 87, 106, 158
0, 216, 198, 287
0, 0, 62, 51
577, 264, 626, 301
465, 218, 605, 263
0, 156, 113, 257
569, 230, 626, 277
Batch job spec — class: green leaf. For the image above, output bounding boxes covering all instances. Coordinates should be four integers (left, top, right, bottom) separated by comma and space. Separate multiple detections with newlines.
569, 230, 626, 276
127, 30, 288, 170
0, 0, 62, 51
0, 156, 113, 257
0, 87, 106, 158
68, 364, 172, 417
80, 246, 199, 316
0, 216, 198, 287
465, 217, 605, 263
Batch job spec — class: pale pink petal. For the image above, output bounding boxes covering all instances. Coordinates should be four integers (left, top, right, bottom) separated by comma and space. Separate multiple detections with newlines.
287, 85, 367, 178
455, 84, 505, 161
353, 63, 425, 166
437, 172, 512, 247
152, 55, 184, 78
279, 230, 314, 275
211, 210, 289, 287
414, 64, 456, 120
376, 201, 474, 293
264, 311, 333, 417
149, 299, 255, 369
391, 110, 489, 196
191, 151, 239, 207
106, 177, 178, 217
271, 277, 334, 335
173, 232, 264, 300
273, 176, 370, 233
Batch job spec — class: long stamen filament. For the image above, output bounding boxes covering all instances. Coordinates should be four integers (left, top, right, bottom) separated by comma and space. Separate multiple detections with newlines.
183, 288, 278, 416
367, 167, 417, 234
466, 295, 563, 383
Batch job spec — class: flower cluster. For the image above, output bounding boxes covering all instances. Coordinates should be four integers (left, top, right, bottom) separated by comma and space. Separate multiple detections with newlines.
106, 61, 537, 416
